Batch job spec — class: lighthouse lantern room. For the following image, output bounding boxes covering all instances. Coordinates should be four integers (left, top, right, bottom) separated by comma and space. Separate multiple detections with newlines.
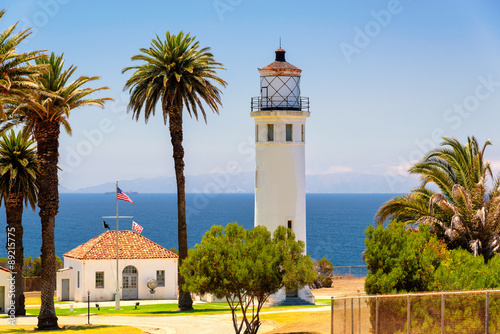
251, 48, 314, 306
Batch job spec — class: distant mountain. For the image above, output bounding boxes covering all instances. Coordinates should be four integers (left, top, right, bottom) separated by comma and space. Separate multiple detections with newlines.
69, 171, 417, 194
306, 172, 418, 193
59, 184, 74, 193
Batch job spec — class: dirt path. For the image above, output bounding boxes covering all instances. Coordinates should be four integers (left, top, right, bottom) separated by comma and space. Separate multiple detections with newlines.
10, 279, 366, 333
0, 314, 276, 334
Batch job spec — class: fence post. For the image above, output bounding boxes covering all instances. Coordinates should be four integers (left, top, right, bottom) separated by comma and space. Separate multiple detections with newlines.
407, 295, 410, 334
358, 297, 361, 334
441, 293, 445, 334
331, 297, 334, 334
344, 299, 346, 334
486, 292, 489, 334
351, 298, 354, 334
375, 296, 379, 334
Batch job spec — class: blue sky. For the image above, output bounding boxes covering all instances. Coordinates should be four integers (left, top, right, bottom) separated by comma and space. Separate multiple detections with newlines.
3, 1, 500, 191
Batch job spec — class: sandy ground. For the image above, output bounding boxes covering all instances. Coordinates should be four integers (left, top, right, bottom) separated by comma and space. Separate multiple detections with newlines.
262, 278, 366, 334
312, 277, 366, 298
4, 278, 366, 334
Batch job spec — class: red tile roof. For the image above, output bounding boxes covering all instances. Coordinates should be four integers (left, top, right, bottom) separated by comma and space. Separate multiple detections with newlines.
0, 266, 12, 273
63, 231, 178, 260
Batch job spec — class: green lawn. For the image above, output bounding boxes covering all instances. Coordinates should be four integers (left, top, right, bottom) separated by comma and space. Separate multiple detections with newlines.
24, 302, 234, 317
12, 300, 330, 317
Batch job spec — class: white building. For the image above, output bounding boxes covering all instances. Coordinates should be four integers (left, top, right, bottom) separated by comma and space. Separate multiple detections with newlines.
251, 48, 314, 306
56, 230, 178, 302
0, 266, 12, 314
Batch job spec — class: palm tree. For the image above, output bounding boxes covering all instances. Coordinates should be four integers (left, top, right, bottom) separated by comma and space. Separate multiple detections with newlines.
0, 9, 46, 118
376, 136, 500, 261
0, 130, 38, 316
122, 31, 226, 310
4, 52, 111, 329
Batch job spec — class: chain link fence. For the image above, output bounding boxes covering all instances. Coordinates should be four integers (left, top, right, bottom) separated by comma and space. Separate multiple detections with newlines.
331, 290, 500, 334
333, 265, 368, 278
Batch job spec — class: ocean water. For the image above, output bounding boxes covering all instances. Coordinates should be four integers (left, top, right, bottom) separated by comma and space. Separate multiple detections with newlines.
0, 193, 396, 267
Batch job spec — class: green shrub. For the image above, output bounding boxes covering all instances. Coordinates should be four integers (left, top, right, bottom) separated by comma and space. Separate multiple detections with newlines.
364, 220, 447, 295
311, 257, 333, 289
364, 221, 500, 332
431, 248, 500, 291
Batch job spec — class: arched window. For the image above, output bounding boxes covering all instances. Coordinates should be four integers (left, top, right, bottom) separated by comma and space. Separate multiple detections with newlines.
123, 266, 137, 274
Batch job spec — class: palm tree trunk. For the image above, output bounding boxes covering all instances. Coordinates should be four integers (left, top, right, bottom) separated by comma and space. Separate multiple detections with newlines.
5, 194, 25, 316
168, 108, 193, 311
34, 121, 59, 329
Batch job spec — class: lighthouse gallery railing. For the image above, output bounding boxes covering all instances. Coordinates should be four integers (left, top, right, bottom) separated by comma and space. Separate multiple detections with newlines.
251, 96, 309, 112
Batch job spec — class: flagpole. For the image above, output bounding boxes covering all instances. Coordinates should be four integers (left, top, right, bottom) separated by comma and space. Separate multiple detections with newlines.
115, 181, 120, 310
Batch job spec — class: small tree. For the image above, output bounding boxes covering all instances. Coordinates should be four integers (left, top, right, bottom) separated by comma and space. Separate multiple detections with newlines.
180, 222, 315, 334
311, 257, 334, 288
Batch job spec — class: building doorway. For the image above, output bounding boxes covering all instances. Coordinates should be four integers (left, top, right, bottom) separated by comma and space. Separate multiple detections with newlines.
122, 266, 138, 300
61, 279, 70, 301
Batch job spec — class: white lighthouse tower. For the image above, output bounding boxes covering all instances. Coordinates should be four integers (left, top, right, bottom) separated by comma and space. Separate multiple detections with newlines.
251, 48, 314, 305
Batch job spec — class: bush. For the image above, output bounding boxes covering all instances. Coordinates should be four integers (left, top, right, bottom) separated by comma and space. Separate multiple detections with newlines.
311, 257, 333, 289
364, 221, 500, 332
431, 248, 500, 291
364, 220, 447, 295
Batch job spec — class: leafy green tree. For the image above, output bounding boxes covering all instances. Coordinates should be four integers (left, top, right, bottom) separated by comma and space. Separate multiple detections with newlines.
123, 31, 226, 311
364, 220, 447, 294
0, 255, 62, 277
180, 222, 315, 334
0, 130, 38, 315
375, 137, 500, 261
3, 53, 110, 329
311, 257, 333, 288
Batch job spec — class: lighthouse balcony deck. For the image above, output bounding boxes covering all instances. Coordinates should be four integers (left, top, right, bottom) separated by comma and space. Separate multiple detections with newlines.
251, 96, 309, 112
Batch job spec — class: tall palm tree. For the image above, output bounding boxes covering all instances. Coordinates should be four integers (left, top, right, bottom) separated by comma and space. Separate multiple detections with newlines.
4, 52, 111, 329
0, 9, 46, 118
0, 130, 38, 316
122, 31, 226, 310
376, 137, 500, 261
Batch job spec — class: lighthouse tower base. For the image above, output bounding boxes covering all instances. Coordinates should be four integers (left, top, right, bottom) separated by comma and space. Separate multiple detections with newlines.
266, 286, 315, 306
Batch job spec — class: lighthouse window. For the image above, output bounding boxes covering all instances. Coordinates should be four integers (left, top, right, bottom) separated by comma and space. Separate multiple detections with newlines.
267, 124, 274, 142
255, 125, 258, 142
287, 220, 293, 230
301, 124, 305, 142
286, 124, 293, 142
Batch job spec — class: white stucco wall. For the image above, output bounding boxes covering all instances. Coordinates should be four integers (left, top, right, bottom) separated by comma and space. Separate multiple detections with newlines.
0, 269, 12, 314
62, 257, 177, 302
252, 111, 310, 252
56, 268, 74, 301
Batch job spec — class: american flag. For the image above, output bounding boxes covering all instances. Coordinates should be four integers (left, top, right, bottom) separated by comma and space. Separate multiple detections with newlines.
117, 187, 133, 204
132, 221, 143, 234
